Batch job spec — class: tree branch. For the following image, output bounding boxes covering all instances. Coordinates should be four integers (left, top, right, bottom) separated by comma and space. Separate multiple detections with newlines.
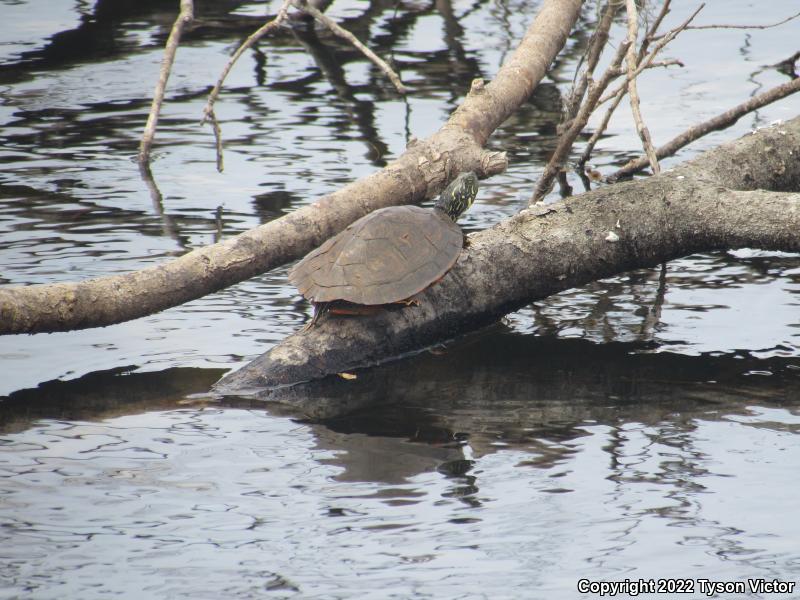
609, 75, 800, 181
0, 0, 584, 335
201, 0, 293, 126
138, 0, 194, 164
215, 117, 800, 393
624, 0, 658, 175
577, 2, 700, 171
530, 40, 630, 203
676, 9, 800, 32
597, 4, 704, 106
563, 1, 618, 122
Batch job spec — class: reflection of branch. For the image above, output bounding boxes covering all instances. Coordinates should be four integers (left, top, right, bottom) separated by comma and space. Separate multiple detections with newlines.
201, 0, 293, 125
292, 26, 389, 165
292, 0, 407, 95
609, 75, 800, 181
138, 0, 194, 164
639, 262, 667, 338
435, 0, 478, 85
214, 206, 224, 244
138, 162, 187, 250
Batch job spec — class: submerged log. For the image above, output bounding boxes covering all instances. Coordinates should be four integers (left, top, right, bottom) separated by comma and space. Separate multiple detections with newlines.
235, 333, 800, 446
214, 116, 800, 395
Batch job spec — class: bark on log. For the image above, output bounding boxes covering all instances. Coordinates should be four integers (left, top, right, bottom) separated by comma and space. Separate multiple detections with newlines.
0, 0, 583, 335
214, 116, 800, 395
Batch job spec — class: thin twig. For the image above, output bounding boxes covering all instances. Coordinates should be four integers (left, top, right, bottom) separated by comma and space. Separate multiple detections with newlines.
563, 1, 618, 122
576, 0, 676, 171
644, 58, 684, 70
608, 75, 800, 182
625, 0, 662, 175
582, 0, 702, 170
671, 9, 800, 33
642, 0, 672, 45
139, 0, 194, 164
577, 85, 626, 171
598, 4, 704, 105
292, 0, 407, 95
201, 0, 293, 125
602, 58, 685, 83
529, 40, 631, 203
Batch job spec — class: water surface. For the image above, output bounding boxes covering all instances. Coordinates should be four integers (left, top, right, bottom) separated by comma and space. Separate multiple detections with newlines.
1, 0, 799, 597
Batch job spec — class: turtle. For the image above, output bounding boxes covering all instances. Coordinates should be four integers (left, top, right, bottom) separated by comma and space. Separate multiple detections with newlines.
289, 171, 479, 323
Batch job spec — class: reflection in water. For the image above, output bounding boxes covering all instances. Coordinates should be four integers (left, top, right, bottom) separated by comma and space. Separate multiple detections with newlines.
138, 162, 188, 251
292, 24, 391, 166
257, 327, 800, 451
0, 366, 224, 433
1, 338, 799, 597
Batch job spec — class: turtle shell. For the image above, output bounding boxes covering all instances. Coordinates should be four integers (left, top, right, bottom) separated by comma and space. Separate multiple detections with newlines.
289, 205, 463, 305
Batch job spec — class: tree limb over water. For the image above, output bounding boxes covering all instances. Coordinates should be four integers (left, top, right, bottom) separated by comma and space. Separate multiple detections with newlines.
138, 0, 194, 164
214, 117, 800, 393
0, 0, 582, 335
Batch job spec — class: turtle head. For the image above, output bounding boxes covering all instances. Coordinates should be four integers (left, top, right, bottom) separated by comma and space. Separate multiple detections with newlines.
435, 171, 479, 221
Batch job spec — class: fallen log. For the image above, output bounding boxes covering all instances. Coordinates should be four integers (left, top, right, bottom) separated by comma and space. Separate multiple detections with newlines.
214, 116, 800, 395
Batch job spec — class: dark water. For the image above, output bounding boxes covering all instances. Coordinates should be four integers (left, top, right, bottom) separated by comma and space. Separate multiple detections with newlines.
1, 1, 799, 598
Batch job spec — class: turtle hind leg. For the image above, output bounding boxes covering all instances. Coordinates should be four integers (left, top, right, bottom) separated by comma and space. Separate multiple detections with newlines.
302, 302, 329, 331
